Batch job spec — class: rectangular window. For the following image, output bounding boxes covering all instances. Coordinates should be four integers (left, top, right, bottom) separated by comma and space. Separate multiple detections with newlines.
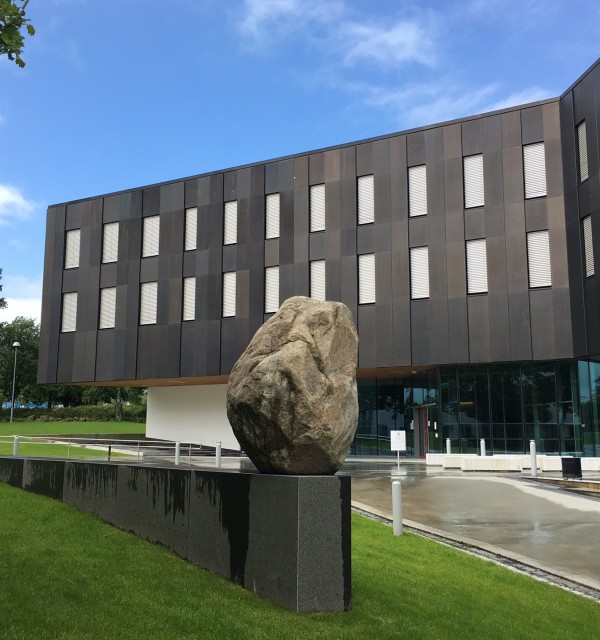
182, 277, 196, 321
266, 193, 280, 239
410, 246, 429, 299
408, 165, 427, 217
527, 230, 551, 288
466, 239, 488, 294
185, 207, 198, 251
61, 292, 77, 332
358, 253, 376, 304
224, 201, 237, 245
222, 271, 236, 317
99, 287, 116, 329
463, 154, 484, 208
310, 184, 326, 232
142, 216, 160, 257
64, 229, 80, 269
310, 260, 326, 301
265, 266, 279, 313
102, 222, 119, 263
357, 175, 374, 225
577, 121, 589, 183
523, 142, 547, 199
139, 281, 158, 325
583, 215, 594, 277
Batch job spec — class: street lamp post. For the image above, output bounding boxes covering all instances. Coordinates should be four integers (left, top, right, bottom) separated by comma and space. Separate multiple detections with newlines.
9, 341, 21, 424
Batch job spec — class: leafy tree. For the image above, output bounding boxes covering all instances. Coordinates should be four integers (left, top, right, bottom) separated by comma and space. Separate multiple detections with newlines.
0, 316, 39, 404
0, 0, 35, 68
0, 268, 6, 309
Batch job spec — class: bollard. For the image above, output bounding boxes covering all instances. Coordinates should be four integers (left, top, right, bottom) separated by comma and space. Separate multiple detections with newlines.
216, 441, 222, 468
108, 445, 112, 461
175, 441, 181, 466
392, 479, 403, 536
446, 438, 451, 455
188, 444, 192, 466
530, 440, 537, 478
480, 438, 486, 457
137, 442, 140, 463
12, 435, 19, 457
68, 439, 71, 459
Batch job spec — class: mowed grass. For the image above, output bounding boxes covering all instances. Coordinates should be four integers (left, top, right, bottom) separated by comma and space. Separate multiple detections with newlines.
0, 442, 131, 459
0, 421, 145, 437
0, 483, 599, 640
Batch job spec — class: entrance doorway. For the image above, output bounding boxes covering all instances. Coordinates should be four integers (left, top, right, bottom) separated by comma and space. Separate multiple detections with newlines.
414, 406, 429, 458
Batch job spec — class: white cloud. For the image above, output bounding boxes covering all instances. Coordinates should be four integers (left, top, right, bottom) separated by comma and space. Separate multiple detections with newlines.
0, 184, 36, 226
0, 276, 42, 324
339, 20, 437, 69
0, 299, 42, 324
482, 87, 554, 113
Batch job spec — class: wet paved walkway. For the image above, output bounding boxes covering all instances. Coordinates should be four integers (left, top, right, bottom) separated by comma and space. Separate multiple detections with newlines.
341, 458, 600, 590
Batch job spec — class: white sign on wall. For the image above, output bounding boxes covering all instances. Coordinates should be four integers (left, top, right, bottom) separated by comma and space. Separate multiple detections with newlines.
390, 430, 407, 452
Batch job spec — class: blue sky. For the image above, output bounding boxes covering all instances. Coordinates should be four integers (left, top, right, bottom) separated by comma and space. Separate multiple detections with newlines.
1, 0, 599, 324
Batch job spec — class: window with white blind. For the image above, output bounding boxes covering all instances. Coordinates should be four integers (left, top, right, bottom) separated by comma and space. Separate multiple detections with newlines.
408, 165, 427, 217
222, 271, 236, 317
523, 142, 547, 199
310, 260, 326, 301
102, 222, 119, 263
310, 184, 325, 232
463, 154, 484, 208
466, 239, 488, 294
266, 193, 280, 239
64, 229, 80, 269
357, 175, 374, 225
410, 247, 429, 299
142, 216, 160, 257
61, 292, 77, 332
99, 287, 116, 329
224, 201, 237, 245
583, 215, 594, 278
265, 266, 279, 313
527, 231, 551, 288
185, 207, 198, 251
139, 281, 158, 325
358, 253, 375, 304
577, 121, 589, 183
182, 277, 196, 321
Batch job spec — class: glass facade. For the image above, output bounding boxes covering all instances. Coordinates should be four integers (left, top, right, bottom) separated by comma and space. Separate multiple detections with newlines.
352, 360, 600, 457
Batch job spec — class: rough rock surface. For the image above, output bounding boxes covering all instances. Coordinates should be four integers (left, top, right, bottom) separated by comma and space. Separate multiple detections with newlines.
226, 296, 359, 475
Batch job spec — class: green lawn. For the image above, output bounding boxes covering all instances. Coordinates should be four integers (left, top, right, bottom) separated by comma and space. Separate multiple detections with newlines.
0, 483, 598, 640
0, 421, 145, 437
0, 442, 131, 459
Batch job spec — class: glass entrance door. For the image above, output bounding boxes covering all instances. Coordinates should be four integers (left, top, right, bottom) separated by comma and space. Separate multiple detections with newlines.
415, 406, 429, 458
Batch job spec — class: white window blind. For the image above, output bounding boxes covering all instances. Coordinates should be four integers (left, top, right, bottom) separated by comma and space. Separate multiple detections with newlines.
358, 253, 376, 304
64, 229, 80, 269
584, 215, 594, 277
183, 277, 196, 321
523, 142, 547, 199
266, 193, 280, 239
310, 260, 326, 301
102, 222, 119, 263
410, 247, 430, 299
310, 184, 326, 232
142, 216, 160, 257
139, 281, 158, 325
99, 287, 116, 329
185, 207, 198, 251
222, 271, 236, 317
61, 292, 77, 332
527, 231, 552, 288
464, 154, 484, 208
578, 121, 589, 183
408, 165, 427, 217
466, 239, 488, 294
224, 201, 237, 245
357, 175, 375, 225
265, 266, 279, 313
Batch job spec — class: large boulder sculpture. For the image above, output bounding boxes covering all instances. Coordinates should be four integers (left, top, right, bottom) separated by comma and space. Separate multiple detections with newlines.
226, 296, 359, 475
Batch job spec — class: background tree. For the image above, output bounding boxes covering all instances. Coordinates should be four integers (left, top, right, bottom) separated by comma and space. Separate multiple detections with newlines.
0, 316, 39, 404
0, 0, 35, 68
0, 268, 6, 309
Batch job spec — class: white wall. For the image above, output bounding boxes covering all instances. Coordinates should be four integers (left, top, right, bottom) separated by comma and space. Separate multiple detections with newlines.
146, 384, 240, 450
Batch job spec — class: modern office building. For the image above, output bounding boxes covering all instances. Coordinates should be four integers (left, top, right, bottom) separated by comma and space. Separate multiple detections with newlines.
38, 57, 600, 457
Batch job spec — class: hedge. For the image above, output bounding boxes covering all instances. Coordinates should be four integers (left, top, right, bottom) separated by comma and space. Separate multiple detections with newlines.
0, 404, 146, 423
